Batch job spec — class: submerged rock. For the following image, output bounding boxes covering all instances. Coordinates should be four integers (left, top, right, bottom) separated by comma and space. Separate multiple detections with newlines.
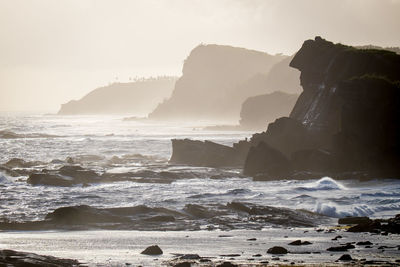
27, 165, 100, 187
141, 245, 163, 255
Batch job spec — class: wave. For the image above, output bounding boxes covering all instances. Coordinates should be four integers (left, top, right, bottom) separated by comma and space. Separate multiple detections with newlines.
297, 177, 346, 191
0, 172, 12, 184
314, 202, 374, 218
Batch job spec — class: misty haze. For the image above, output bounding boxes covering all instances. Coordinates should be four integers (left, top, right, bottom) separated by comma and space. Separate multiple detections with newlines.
1, 1, 400, 266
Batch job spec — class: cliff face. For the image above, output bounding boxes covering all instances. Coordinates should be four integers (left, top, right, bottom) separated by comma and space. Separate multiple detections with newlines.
289, 37, 400, 134
58, 77, 176, 115
239, 91, 299, 130
148, 44, 287, 122
243, 37, 400, 179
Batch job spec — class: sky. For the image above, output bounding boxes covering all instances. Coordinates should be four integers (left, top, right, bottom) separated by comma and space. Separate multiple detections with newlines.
0, 0, 399, 112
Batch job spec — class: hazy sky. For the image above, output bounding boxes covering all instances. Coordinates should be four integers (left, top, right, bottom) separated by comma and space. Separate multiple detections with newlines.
1, 0, 399, 112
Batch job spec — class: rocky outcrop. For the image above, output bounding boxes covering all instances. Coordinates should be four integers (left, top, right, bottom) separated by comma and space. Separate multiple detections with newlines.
28, 165, 101, 186
148, 44, 286, 122
243, 142, 292, 178
243, 37, 400, 179
170, 139, 245, 167
239, 91, 299, 130
0, 202, 331, 231
0, 249, 79, 266
58, 77, 176, 115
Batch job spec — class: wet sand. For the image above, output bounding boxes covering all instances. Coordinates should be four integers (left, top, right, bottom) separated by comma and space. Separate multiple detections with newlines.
0, 227, 399, 266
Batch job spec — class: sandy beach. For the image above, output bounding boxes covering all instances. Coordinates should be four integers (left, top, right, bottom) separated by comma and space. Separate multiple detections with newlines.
1, 227, 399, 266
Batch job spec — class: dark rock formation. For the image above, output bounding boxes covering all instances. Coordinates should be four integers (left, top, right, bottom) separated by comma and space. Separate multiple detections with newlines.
288, 240, 312, 246
4, 158, 44, 168
338, 254, 353, 261
239, 91, 299, 130
243, 141, 292, 178
0, 202, 331, 231
327, 244, 355, 252
141, 245, 163, 255
347, 214, 400, 234
242, 37, 400, 179
338, 216, 371, 225
148, 44, 286, 122
58, 77, 176, 115
28, 165, 101, 186
174, 262, 192, 267
267, 246, 288, 254
0, 249, 79, 266
217, 262, 238, 267
170, 139, 245, 167
356, 241, 373, 246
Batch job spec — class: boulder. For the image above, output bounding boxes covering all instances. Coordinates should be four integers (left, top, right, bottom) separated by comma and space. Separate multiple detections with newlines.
338, 254, 353, 261
141, 245, 163, 255
267, 246, 288, 254
288, 240, 312, 246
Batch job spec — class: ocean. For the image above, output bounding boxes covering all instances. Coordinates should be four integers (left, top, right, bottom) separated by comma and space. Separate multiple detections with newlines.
1, 114, 399, 224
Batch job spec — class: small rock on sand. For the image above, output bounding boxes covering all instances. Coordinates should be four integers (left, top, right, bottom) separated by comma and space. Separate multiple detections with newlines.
267, 246, 288, 254
338, 254, 353, 261
174, 262, 191, 267
141, 245, 163, 255
217, 262, 238, 267
288, 240, 312, 246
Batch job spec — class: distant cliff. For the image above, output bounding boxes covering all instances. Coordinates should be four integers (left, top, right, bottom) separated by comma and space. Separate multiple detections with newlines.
148, 44, 293, 122
58, 77, 176, 115
170, 37, 400, 180
239, 91, 299, 130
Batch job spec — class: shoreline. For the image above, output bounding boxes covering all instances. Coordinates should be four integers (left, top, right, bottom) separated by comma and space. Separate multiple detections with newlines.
1, 227, 399, 266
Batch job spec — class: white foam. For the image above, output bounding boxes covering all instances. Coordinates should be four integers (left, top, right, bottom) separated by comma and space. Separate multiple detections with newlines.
304, 177, 346, 191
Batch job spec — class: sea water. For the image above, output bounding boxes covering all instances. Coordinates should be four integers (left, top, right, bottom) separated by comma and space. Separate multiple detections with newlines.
1, 114, 400, 224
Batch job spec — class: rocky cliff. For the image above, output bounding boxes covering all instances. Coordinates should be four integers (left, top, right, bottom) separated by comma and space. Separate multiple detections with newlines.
243, 37, 400, 179
239, 91, 299, 130
148, 44, 287, 122
169, 37, 400, 179
58, 77, 176, 115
